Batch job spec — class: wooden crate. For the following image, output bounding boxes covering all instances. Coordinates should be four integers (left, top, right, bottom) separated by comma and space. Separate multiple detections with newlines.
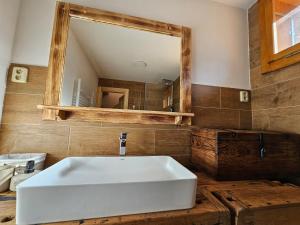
214, 185, 300, 225
192, 128, 300, 180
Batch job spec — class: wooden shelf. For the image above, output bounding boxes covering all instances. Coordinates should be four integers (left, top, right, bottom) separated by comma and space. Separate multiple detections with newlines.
37, 105, 194, 125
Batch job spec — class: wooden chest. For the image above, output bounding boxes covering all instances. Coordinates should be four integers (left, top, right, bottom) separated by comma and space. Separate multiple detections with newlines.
214, 184, 300, 225
192, 128, 300, 180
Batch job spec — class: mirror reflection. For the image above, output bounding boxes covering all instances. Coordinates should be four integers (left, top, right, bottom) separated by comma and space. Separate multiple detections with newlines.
60, 18, 181, 112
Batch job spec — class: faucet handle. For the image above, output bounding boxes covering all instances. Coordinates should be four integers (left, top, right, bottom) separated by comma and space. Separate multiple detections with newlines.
120, 132, 127, 140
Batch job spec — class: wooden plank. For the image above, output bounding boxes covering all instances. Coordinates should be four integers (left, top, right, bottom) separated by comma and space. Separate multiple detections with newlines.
38, 105, 194, 125
68, 3, 182, 37
0, 187, 230, 225
214, 186, 300, 225
65, 111, 178, 125
192, 134, 218, 177
252, 77, 300, 110
43, 2, 71, 120
253, 106, 300, 134
38, 105, 194, 116
180, 27, 192, 113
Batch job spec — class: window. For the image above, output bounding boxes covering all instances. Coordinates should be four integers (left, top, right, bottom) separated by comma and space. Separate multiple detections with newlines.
273, 0, 300, 53
260, 0, 300, 73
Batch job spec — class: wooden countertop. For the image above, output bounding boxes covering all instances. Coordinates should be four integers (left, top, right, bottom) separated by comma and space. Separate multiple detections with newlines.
0, 172, 230, 225
0, 172, 295, 225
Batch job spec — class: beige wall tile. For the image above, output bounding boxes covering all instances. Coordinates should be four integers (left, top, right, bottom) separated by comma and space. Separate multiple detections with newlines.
192, 84, 220, 108
239, 110, 252, 130
6, 64, 47, 94
2, 93, 43, 124
221, 87, 251, 110
69, 126, 155, 156
192, 107, 240, 129
0, 124, 69, 155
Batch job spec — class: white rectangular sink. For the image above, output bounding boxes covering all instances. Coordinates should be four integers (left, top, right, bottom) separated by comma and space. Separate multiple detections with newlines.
17, 156, 197, 224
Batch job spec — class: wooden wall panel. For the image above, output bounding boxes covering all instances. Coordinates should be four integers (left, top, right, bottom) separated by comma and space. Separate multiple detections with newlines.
249, 2, 300, 134
252, 77, 300, 110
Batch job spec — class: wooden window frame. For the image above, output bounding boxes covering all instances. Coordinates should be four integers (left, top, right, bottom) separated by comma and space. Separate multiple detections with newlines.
260, 0, 300, 73
40, 2, 193, 125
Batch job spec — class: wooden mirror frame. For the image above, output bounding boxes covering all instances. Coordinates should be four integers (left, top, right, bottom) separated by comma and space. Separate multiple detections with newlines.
260, 0, 300, 73
39, 2, 193, 125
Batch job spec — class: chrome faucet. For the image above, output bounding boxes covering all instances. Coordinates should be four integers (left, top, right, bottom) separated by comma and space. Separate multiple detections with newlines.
119, 132, 127, 156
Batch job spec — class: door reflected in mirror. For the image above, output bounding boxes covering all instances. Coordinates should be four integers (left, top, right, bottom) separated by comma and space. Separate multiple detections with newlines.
60, 17, 181, 112
97, 87, 129, 109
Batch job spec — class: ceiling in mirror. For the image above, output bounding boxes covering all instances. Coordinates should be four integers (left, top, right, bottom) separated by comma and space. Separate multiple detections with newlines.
61, 18, 182, 112
70, 18, 181, 83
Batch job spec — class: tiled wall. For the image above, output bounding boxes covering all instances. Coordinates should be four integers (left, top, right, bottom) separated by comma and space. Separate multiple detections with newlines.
249, 3, 300, 134
192, 84, 252, 129
0, 64, 251, 167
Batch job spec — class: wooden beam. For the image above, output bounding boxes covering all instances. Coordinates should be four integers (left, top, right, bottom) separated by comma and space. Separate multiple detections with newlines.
38, 105, 194, 125
68, 4, 182, 37
43, 2, 70, 120
180, 27, 192, 113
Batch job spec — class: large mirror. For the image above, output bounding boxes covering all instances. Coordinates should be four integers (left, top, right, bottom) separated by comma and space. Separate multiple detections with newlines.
61, 18, 181, 112
42, 2, 192, 124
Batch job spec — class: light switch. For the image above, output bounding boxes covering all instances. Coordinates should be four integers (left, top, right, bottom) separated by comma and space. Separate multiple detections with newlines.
240, 91, 249, 102
11, 66, 28, 83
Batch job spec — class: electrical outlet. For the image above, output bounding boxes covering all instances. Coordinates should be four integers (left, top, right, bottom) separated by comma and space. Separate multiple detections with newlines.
11, 66, 28, 83
240, 91, 249, 102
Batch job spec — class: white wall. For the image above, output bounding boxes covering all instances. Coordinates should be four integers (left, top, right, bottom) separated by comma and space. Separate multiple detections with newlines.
11, 0, 250, 90
61, 31, 98, 106
0, 0, 21, 121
